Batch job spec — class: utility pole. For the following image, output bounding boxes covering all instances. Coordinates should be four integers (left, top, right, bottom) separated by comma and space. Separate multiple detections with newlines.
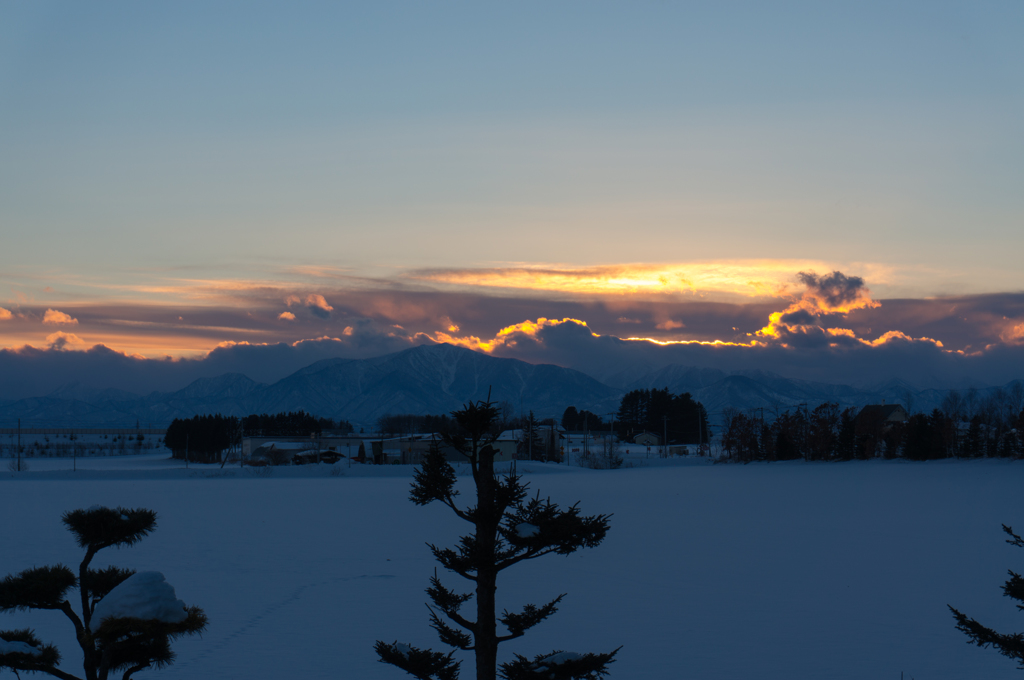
757, 407, 765, 458
663, 415, 668, 457
604, 412, 616, 463
697, 405, 704, 456
17, 418, 21, 472
528, 415, 533, 462
185, 433, 189, 469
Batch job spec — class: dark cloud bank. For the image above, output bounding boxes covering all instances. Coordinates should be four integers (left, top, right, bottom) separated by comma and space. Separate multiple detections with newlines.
4, 315, 1024, 402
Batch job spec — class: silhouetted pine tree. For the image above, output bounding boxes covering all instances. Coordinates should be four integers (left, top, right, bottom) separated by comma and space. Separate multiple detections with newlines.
0, 507, 206, 680
949, 524, 1024, 668
376, 398, 618, 680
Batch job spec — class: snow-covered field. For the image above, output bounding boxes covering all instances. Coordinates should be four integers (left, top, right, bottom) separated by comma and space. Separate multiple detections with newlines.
2, 454, 1022, 679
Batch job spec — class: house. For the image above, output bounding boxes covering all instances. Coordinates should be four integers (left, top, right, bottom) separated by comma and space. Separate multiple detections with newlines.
633, 431, 660, 447
497, 428, 564, 462
243, 435, 366, 461
368, 434, 521, 465
493, 430, 523, 461
855, 404, 909, 437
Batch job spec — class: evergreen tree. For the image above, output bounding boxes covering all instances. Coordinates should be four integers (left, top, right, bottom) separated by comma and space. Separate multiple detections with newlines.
0, 507, 206, 680
560, 407, 579, 432
165, 414, 240, 463
520, 412, 545, 462
949, 525, 1024, 668
615, 388, 708, 445
375, 398, 618, 680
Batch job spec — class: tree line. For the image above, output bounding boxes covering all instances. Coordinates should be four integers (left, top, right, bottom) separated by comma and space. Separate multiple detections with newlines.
721, 394, 1024, 463
614, 388, 709, 445
165, 411, 352, 463
560, 406, 606, 432
241, 412, 350, 437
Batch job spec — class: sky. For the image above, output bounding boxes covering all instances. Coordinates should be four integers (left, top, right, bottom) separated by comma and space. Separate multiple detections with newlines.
1, 1, 1023, 395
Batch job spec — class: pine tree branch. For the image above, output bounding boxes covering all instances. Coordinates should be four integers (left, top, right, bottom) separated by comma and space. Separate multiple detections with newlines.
1003, 570, 1024, 611
121, 662, 149, 680
499, 648, 620, 680
441, 498, 473, 524
429, 544, 478, 581
0, 566, 78, 612
426, 573, 475, 630
0, 629, 70, 679
497, 594, 564, 641
62, 508, 157, 554
375, 640, 461, 680
496, 547, 557, 572
949, 605, 1024, 662
6, 664, 82, 680
58, 600, 85, 640
428, 607, 474, 650
78, 548, 98, 635
1004, 524, 1024, 548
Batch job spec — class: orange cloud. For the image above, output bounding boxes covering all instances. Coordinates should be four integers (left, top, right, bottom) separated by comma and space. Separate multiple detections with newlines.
757, 271, 881, 340
0, 307, 12, 321
43, 309, 78, 325
860, 331, 943, 348
305, 294, 333, 312
1000, 321, 1024, 345
656, 320, 685, 330
46, 331, 86, 350
279, 311, 297, 321
285, 293, 334, 318
430, 317, 595, 353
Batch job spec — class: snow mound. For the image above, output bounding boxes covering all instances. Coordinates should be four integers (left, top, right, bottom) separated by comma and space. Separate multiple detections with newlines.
0, 639, 41, 657
394, 642, 412, 658
515, 522, 539, 538
90, 571, 188, 631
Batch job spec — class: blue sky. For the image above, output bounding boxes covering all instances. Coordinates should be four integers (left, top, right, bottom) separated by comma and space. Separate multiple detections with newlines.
1, 2, 1023, 381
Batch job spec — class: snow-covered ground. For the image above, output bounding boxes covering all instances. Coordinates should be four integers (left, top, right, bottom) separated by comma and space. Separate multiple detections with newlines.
2, 456, 1022, 679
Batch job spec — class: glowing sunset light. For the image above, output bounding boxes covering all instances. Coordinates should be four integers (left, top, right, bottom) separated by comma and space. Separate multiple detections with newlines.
2, 1, 1023, 395
411, 260, 868, 299
622, 337, 762, 348
427, 317, 596, 354
756, 271, 882, 340
860, 331, 943, 348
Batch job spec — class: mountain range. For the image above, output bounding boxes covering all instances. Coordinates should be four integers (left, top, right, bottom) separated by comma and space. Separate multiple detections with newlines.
0, 343, 1016, 430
